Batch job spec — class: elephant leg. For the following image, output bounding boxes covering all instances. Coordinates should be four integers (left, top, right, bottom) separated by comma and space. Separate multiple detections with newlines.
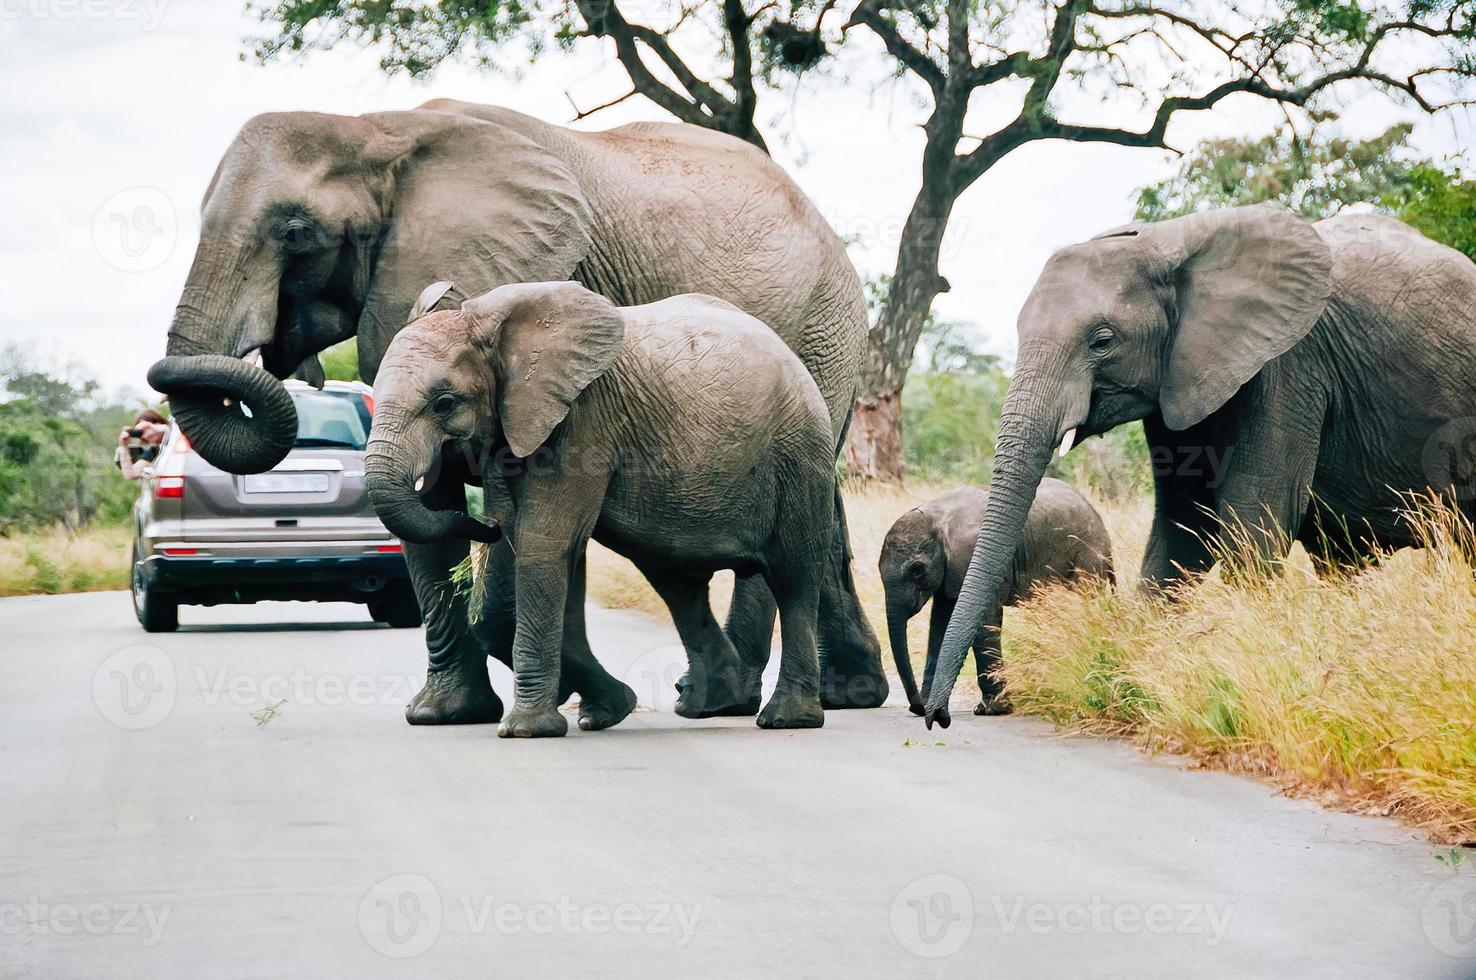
816, 483, 887, 709
403, 481, 503, 726
757, 558, 824, 730
972, 605, 1011, 716
473, 534, 635, 730
710, 574, 776, 700
1212, 387, 1322, 581
561, 552, 638, 732
1140, 414, 1220, 593
498, 536, 574, 739
647, 566, 759, 719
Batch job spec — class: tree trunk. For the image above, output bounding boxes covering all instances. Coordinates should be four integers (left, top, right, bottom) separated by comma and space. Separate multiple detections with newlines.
844, 167, 959, 481
844, 391, 905, 480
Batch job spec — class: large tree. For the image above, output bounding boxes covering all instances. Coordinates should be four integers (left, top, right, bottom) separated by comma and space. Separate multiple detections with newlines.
250, 0, 1476, 479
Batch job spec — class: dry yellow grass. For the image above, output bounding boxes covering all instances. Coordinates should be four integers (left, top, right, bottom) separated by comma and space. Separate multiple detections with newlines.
0, 525, 131, 597
1006, 496, 1476, 842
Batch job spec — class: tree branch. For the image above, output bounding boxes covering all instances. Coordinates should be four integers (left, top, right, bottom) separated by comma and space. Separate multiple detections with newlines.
846, 0, 945, 94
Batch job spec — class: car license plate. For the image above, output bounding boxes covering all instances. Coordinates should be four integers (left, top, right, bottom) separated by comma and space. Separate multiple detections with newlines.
243, 472, 330, 494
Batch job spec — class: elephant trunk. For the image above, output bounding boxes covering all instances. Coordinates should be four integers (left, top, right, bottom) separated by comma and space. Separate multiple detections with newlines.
148, 239, 299, 474
887, 598, 924, 715
147, 355, 299, 475
364, 436, 501, 545
923, 348, 1072, 728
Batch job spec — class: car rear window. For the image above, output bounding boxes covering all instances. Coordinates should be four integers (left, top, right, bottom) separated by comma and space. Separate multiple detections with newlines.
292, 389, 372, 450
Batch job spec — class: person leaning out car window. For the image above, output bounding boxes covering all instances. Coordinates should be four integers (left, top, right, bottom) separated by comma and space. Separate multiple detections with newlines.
115, 408, 168, 480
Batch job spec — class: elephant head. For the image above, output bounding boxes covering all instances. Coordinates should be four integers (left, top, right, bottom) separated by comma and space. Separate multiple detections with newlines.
148, 107, 593, 474
364, 281, 625, 545
923, 205, 1333, 727
878, 508, 947, 715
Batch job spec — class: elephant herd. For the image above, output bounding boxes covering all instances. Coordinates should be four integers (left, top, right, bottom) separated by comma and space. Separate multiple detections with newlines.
148, 100, 1476, 737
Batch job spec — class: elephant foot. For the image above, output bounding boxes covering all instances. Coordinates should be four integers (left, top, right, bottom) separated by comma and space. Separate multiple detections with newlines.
577, 681, 638, 732
497, 704, 568, 739
405, 669, 504, 726
757, 689, 824, 730
974, 695, 1014, 716
819, 662, 889, 710
675, 663, 761, 719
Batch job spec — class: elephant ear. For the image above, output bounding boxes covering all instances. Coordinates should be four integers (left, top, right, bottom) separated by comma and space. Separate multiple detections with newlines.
355, 110, 594, 381
408, 281, 465, 322
462, 282, 626, 458
1143, 206, 1332, 431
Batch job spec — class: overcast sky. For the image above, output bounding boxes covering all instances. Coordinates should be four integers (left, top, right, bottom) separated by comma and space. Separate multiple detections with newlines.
2, 0, 1471, 395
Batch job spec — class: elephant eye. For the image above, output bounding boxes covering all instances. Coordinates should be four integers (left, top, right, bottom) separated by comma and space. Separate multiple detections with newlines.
277, 218, 315, 252
1088, 326, 1116, 354
432, 393, 459, 416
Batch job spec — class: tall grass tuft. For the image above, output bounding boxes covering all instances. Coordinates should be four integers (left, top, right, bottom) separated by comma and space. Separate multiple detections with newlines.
1005, 491, 1476, 841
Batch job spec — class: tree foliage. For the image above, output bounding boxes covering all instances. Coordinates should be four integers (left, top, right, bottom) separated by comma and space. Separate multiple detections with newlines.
1134, 122, 1476, 260
0, 348, 153, 532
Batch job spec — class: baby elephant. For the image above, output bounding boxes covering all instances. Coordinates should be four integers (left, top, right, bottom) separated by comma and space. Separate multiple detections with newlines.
880, 479, 1113, 716
367, 281, 836, 737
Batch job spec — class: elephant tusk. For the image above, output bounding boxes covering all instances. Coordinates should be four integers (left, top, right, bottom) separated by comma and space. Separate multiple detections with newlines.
1057, 427, 1077, 457
414, 476, 425, 493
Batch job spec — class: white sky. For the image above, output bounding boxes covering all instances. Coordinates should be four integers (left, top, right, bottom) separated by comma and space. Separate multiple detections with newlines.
1, 0, 1471, 394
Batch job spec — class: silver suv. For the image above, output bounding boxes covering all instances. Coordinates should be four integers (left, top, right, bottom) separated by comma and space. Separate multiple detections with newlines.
131, 380, 420, 632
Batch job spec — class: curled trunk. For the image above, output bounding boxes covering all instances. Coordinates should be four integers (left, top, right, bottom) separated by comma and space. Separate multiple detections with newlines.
147, 355, 298, 474
364, 442, 501, 545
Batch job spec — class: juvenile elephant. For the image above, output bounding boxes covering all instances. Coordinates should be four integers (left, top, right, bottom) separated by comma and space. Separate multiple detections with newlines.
145, 99, 886, 726
925, 206, 1476, 728
881, 479, 1112, 717
367, 282, 836, 737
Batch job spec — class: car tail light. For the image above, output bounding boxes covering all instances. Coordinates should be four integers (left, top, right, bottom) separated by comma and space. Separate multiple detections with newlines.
362, 393, 374, 415
154, 438, 189, 500
160, 547, 198, 556
376, 544, 402, 553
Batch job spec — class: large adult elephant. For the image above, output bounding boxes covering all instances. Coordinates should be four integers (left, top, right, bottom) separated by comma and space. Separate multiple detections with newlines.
148, 99, 887, 724
923, 206, 1476, 727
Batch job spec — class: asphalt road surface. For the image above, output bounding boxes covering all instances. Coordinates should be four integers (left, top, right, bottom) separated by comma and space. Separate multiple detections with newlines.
3, 592, 1474, 979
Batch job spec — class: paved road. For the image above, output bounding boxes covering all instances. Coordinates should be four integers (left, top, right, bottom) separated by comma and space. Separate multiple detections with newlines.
2, 592, 1473, 978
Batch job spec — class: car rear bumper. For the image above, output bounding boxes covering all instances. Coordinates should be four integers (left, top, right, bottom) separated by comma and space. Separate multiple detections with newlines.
139, 553, 412, 606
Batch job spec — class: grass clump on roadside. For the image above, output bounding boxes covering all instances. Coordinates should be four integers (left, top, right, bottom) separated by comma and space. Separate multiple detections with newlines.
0, 526, 130, 597
1003, 494, 1476, 842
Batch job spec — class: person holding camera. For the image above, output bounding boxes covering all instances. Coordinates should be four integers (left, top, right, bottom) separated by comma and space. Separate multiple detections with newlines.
115, 409, 168, 480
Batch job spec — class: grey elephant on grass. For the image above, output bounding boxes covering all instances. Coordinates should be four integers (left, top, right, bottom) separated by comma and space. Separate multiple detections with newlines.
925, 206, 1476, 728
146, 99, 886, 730
367, 282, 835, 737
881, 479, 1112, 717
